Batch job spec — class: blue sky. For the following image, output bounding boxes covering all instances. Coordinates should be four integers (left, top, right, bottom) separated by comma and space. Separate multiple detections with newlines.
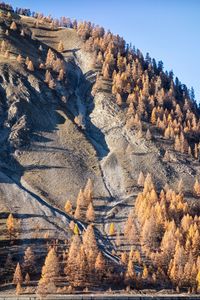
8, 0, 200, 101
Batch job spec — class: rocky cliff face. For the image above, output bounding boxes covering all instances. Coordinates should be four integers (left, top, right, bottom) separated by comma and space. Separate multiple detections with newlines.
0, 13, 199, 277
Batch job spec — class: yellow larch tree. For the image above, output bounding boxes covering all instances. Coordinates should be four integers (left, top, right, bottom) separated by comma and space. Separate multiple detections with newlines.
86, 202, 95, 222
125, 256, 136, 286
6, 213, 15, 239
27, 60, 34, 71
109, 223, 115, 236
16, 282, 22, 295
151, 107, 157, 124
23, 246, 35, 273
194, 179, 200, 196
84, 178, 93, 205
10, 21, 17, 30
64, 199, 72, 214
16, 54, 22, 63
37, 248, 60, 296
13, 263, 23, 285
83, 224, 98, 269
58, 41, 64, 52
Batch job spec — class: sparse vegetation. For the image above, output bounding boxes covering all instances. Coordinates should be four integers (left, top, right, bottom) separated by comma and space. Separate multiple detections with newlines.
0, 1, 199, 297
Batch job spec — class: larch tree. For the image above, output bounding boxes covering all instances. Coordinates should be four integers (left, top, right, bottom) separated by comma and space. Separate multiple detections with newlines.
64, 200, 72, 214
10, 21, 17, 30
168, 241, 186, 287
181, 214, 192, 232
124, 212, 133, 239
65, 235, 83, 286
95, 251, 106, 272
25, 273, 30, 285
73, 223, 79, 235
69, 220, 75, 231
4, 50, 9, 58
48, 79, 56, 89
25, 56, 30, 66
97, 51, 103, 65
164, 126, 170, 139
143, 173, 155, 194
125, 257, 136, 286
23, 247, 35, 273
121, 252, 128, 265
83, 224, 98, 268
127, 221, 137, 244
75, 245, 89, 287
151, 107, 157, 124
13, 263, 23, 285
76, 188, 85, 207
45, 70, 52, 83
58, 41, 64, 52
134, 250, 142, 265
146, 128, 152, 141
6, 213, 15, 239
74, 114, 85, 129
95, 251, 106, 280
194, 179, 200, 197
39, 63, 45, 70
163, 150, 171, 162
141, 214, 161, 250
45, 49, 55, 68
16, 282, 22, 295
84, 178, 93, 205
142, 265, 149, 281
196, 270, 200, 292
58, 68, 64, 81
194, 143, 198, 159
27, 60, 34, 71
7, 11, 12, 18
16, 54, 22, 63
1, 40, 7, 52
116, 93, 122, 106
109, 223, 115, 236
37, 248, 60, 296
174, 135, 181, 152
183, 251, 194, 286
188, 146, 192, 156
102, 63, 110, 79
86, 202, 95, 222
74, 203, 82, 219
127, 102, 135, 116
74, 188, 87, 219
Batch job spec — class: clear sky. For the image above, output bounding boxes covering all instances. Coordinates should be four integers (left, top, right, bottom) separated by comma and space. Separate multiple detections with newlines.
7, 0, 200, 102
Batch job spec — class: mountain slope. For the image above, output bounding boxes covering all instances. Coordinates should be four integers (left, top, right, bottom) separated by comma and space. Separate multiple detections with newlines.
0, 8, 199, 294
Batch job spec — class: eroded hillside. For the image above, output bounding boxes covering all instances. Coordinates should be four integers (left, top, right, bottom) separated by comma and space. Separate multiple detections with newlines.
0, 7, 199, 295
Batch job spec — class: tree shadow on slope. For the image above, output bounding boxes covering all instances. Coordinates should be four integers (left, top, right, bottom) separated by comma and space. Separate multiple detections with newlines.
63, 48, 80, 55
